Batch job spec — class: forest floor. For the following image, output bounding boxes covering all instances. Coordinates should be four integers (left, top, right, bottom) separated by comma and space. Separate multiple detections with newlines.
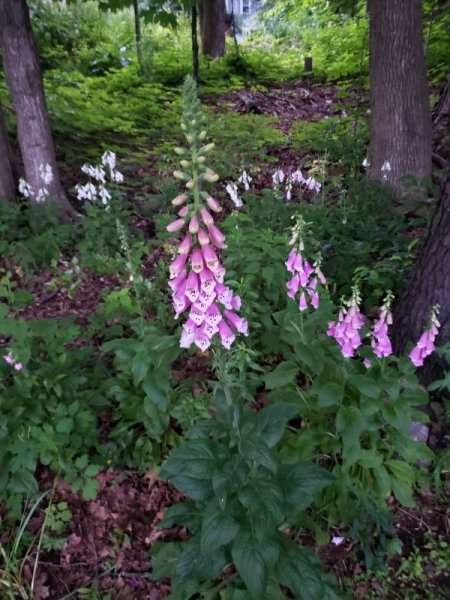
1, 80, 449, 600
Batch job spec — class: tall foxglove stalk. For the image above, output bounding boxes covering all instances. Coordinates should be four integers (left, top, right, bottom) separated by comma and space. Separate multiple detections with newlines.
327, 285, 364, 358
409, 305, 441, 367
285, 216, 326, 311
167, 77, 248, 352
371, 291, 394, 358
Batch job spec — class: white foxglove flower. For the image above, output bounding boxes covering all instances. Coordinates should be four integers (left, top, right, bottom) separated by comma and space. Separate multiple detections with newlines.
272, 169, 285, 186
39, 163, 53, 185
18, 178, 33, 198
36, 187, 48, 203
101, 150, 116, 171
238, 169, 252, 191
226, 182, 243, 208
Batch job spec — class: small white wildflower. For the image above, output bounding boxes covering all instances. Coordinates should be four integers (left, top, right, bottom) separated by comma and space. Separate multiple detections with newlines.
18, 178, 33, 198
75, 182, 97, 201
39, 163, 53, 185
332, 536, 345, 546
272, 169, 285, 186
36, 187, 48, 203
226, 182, 243, 208
98, 185, 111, 205
111, 170, 124, 183
81, 163, 96, 177
381, 160, 391, 180
238, 169, 252, 191
304, 176, 321, 193
291, 169, 305, 184
285, 176, 293, 201
362, 158, 370, 168
101, 150, 116, 171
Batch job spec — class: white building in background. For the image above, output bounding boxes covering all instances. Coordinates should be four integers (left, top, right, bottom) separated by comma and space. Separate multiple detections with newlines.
225, 0, 262, 16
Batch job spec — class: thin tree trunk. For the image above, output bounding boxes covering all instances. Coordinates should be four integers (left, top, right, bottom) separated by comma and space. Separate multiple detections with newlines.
0, 0, 77, 220
367, 0, 432, 196
197, 0, 225, 58
0, 100, 16, 201
432, 73, 450, 161
192, 4, 199, 83
392, 173, 450, 383
132, 0, 143, 74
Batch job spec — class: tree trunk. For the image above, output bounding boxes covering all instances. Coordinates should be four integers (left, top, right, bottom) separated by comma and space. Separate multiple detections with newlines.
392, 173, 450, 384
0, 100, 16, 201
132, 0, 143, 74
432, 73, 450, 162
367, 0, 432, 196
197, 0, 225, 58
192, 4, 199, 83
0, 0, 77, 220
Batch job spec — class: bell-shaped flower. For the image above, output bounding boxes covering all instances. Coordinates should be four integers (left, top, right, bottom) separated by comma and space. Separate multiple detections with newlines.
169, 254, 187, 279
224, 310, 248, 336
191, 248, 204, 273
202, 245, 219, 272
218, 320, 235, 349
178, 234, 192, 255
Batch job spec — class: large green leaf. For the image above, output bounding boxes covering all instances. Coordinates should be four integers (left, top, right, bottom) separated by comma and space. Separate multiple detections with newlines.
232, 532, 278, 599
278, 462, 334, 511
265, 362, 298, 390
253, 402, 299, 448
317, 381, 344, 407
200, 501, 239, 554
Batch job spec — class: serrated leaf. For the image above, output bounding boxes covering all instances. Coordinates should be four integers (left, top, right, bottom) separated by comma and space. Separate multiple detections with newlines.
238, 435, 276, 472
278, 462, 334, 511
253, 403, 299, 448
351, 376, 381, 398
232, 534, 268, 599
238, 476, 285, 529
336, 405, 364, 447
200, 502, 239, 553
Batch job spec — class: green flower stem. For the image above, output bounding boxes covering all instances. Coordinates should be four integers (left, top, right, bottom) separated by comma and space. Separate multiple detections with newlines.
191, 141, 200, 214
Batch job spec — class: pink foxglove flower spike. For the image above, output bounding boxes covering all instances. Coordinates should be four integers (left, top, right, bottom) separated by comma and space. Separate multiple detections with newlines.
166, 76, 248, 352
409, 305, 440, 367
327, 286, 364, 358
285, 216, 326, 312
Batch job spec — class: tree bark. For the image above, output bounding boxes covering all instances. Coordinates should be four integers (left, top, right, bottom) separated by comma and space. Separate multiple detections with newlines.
197, 0, 225, 58
0, 0, 77, 220
192, 4, 199, 83
132, 0, 143, 74
392, 173, 450, 383
367, 0, 432, 196
432, 73, 450, 162
0, 100, 16, 201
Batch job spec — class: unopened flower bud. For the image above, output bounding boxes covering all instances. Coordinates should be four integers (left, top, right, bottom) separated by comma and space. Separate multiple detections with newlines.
181, 123, 187, 131
199, 130, 207, 140
186, 180, 195, 189
200, 143, 215, 153
171, 193, 187, 206
189, 214, 199, 233
186, 134, 194, 144
204, 169, 219, 183
174, 147, 185, 155
166, 218, 185, 233
180, 160, 191, 169
200, 207, 214, 226
206, 196, 222, 212
178, 206, 189, 217
173, 170, 186, 180
197, 156, 206, 164
197, 227, 210, 246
